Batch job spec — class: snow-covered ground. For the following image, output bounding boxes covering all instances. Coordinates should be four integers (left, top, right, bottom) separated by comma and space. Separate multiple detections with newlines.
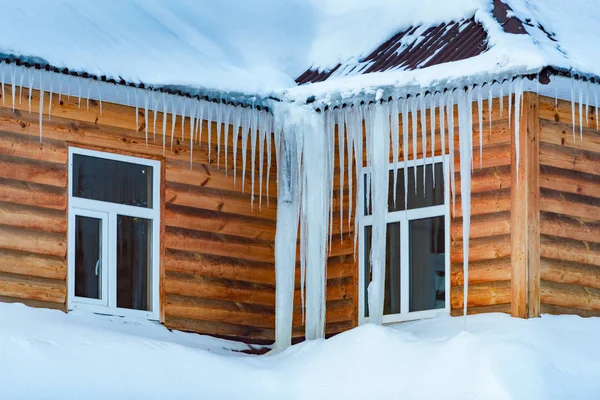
1, 302, 599, 400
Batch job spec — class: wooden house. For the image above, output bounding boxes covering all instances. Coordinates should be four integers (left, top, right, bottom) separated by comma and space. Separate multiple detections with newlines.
0, 0, 598, 348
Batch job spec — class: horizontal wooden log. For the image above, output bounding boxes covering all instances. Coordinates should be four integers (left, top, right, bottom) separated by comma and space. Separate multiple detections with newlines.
539, 117, 600, 154
451, 234, 511, 263
165, 226, 274, 264
453, 189, 510, 218
540, 164, 600, 199
0, 154, 66, 188
450, 257, 511, 285
293, 277, 355, 304
0, 129, 67, 164
455, 165, 511, 196
539, 95, 598, 131
0, 177, 66, 211
540, 303, 600, 318
163, 275, 275, 307
540, 234, 600, 266
0, 248, 66, 280
165, 181, 277, 221
540, 257, 600, 290
452, 211, 510, 239
540, 280, 600, 312
164, 315, 274, 343
540, 212, 600, 244
450, 303, 511, 316
451, 280, 511, 308
540, 188, 600, 221
0, 295, 67, 311
292, 320, 355, 339
164, 300, 275, 330
0, 201, 66, 234
165, 249, 275, 285
539, 141, 600, 176
164, 203, 276, 242
0, 224, 66, 258
0, 271, 65, 304
292, 299, 355, 326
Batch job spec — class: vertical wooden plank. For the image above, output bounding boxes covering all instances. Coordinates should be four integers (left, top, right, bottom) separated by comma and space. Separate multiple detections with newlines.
511, 92, 540, 318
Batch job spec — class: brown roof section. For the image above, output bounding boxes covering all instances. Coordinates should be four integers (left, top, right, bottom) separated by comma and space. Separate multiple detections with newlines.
296, 0, 527, 85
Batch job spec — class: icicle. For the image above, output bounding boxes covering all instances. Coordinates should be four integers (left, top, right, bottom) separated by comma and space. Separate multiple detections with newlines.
250, 107, 258, 208
28, 69, 33, 113
508, 80, 513, 129
189, 102, 197, 169
579, 80, 584, 141
338, 110, 345, 242
266, 113, 273, 205
439, 93, 445, 160
457, 89, 473, 330
19, 67, 24, 104
86, 80, 91, 111
586, 81, 590, 127
488, 83, 493, 138
420, 94, 427, 191
241, 108, 250, 192
181, 98, 187, 141
144, 91, 149, 146
345, 109, 354, 231
162, 93, 167, 154
499, 82, 504, 117
207, 103, 214, 160
402, 100, 410, 212
352, 106, 365, 257
77, 77, 82, 109
197, 101, 205, 145
97, 81, 102, 116
9, 63, 15, 111
224, 106, 231, 176
596, 85, 599, 132
258, 111, 266, 209
48, 74, 53, 120
411, 97, 418, 193
515, 78, 523, 185
569, 77, 576, 142
170, 95, 177, 150
38, 70, 44, 143
430, 94, 436, 186
135, 89, 139, 132
233, 107, 241, 186
447, 91, 456, 214
477, 85, 483, 169
366, 102, 390, 326
536, 73, 540, 94
1, 62, 5, 105
152, 92, 159, 142
390, 100, 400, 206
216, 104, 223, 168
364, 107, 373, 214
57, 73, 62, 105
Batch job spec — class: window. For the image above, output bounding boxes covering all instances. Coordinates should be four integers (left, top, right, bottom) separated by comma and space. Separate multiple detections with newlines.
68, 147, 161, 319
359, 156, 450, 324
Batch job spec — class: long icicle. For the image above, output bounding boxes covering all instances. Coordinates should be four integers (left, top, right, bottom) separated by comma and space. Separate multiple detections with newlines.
391, 99, 400, 206
488, 83, 493, 138
144, 90, 149, 146
10, 63, 15, 111
499, 82, 504, 117
571, 77, 576, 142
135, 89, 139, 133
430, 93, 436, 187
162, 92, 167, 154
439, 92, 445, 160
402, 99, 409, 212
216, 104, 223, 168
447, 91, 456, 214
19, 67, 24, 104
48, 73, 53, 120
170, 95, 177, 150
258, 111, 266, 209
250, 107, 258, 208
39, 70, 44, 143
337, 110, 345, 242
189, 101, 197, 169
579, 80, 584, 141
266, 112, 272, 206
345, 109, 354, 231
420, 94, 427, 192
508, 80, 513, 129
28, 68, 33, 113
477, 85, 483, 168
207, 103, 213, 160
596, 84, 599, 132
233, 107, 241, 186
241, 108, 249, 192
224, 106, 231, 176
411, 97, 418, 193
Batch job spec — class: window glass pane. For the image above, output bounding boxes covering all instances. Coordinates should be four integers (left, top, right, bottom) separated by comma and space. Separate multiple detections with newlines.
75, 216, 102, 300
409, 216, 445, 312
363, 223, 401, 317
117, 215, 152, 311
406, 163, 444, 210
73, 154, 153, 208
365, 162, 444, 215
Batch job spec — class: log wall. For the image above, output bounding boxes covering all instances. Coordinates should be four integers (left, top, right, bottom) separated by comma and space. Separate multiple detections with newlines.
537, 95, 600, 317
0, 84, 280, 343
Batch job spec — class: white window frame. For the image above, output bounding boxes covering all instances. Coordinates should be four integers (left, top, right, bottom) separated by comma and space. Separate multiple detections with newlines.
358, 154, 450, 325
67, 147, 161, 320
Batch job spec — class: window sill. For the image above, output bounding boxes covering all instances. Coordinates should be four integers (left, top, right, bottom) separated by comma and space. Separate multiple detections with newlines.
360, 308, 448, 325
69, 302, 158, 321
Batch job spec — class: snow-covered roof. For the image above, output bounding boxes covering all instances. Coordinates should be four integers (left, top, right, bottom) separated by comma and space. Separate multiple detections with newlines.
1, 0, 599, 106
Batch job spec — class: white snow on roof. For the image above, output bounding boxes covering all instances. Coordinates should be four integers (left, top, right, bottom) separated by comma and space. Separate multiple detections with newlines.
0, 0, 598, 102
2, 302, 600, 399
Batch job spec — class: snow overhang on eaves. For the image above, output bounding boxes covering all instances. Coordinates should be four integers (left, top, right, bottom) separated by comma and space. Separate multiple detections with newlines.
0, 53, 275, 112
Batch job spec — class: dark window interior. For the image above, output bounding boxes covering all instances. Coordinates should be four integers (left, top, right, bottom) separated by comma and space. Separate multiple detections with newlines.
75, 216, 102, 300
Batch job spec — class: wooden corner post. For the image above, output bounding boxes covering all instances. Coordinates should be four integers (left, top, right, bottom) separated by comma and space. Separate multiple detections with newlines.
511, 92, 540, 318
